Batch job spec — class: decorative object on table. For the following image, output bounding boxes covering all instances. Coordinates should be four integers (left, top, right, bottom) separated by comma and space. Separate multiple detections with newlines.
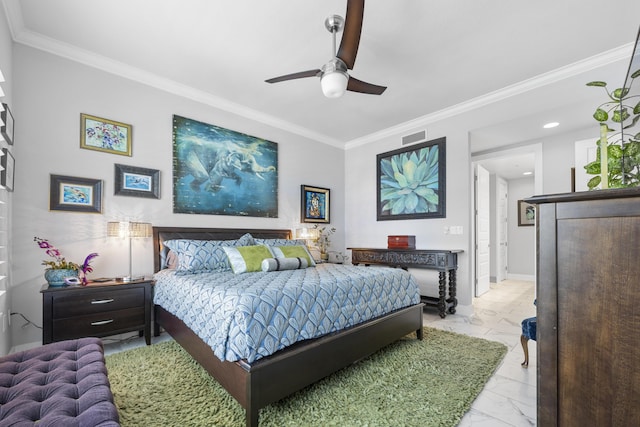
1, 102, 14, 145
517, 200, 535, 226
49, 174, 103, 213
583, 28, 640, 190
387, 235, 416, 249
172, 115, 278, 217
300, 185, 330, 223
377, 137, 446, 221
313, 225, 336, 261
80, 113, 132, 156
114, 164, 160, 199
34, 237, 98, 286
1, 147, 15, 192
107, 221, 152, 282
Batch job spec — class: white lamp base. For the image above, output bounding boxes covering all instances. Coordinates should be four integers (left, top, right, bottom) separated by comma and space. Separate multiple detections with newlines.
116, 275, 145, 283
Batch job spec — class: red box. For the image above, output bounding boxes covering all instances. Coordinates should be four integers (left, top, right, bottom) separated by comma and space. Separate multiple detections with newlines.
387, 235, 416, 249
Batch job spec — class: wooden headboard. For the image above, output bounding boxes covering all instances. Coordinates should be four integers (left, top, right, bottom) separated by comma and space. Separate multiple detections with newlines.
152, 226, 292, 272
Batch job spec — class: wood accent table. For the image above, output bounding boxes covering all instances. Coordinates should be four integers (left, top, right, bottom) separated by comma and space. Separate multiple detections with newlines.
349, 248, 462, 318
41, 278, 154, 345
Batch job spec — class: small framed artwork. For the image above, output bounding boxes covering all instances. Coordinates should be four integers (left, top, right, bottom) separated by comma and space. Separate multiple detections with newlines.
518, 200, 536, 226
50, 174, 103, 213
1, 148, 15, 191
114, 164, 160, 199
377, 137, 446, 221
1, 103, 15, 145
80, 113, 132, 156
301, 185, 330, 223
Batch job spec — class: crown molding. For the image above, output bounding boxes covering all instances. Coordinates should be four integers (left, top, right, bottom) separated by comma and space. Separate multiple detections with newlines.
3, 6, 343, 148
345, 43, 633, 150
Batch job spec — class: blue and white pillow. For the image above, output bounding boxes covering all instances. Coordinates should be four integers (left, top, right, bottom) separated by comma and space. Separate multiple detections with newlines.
164, 233, 254, 274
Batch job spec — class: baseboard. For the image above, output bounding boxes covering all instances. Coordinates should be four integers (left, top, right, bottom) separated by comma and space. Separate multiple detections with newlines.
506, 273, 535, 282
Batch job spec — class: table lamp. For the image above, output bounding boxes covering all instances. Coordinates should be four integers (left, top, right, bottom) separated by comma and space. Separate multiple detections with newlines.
107, 221, 152, 282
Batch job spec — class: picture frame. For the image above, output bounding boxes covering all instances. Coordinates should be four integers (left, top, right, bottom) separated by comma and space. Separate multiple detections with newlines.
172, 115, 278, 217
1, 103, 15, 146
80, 113, 132, 156
114, 164, 160, 199
50, 174, 103, 213
1, 148, 15, 192
377, 137, 446, 221
301, 185, 330, 223
518, 200, 535, 226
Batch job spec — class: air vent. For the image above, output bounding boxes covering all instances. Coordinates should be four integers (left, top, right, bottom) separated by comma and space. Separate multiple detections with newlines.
402, 130, 426, 145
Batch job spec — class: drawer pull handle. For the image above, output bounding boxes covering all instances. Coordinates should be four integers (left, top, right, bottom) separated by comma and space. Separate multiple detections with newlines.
91, 319, 114, 326
91, 299, 114, 304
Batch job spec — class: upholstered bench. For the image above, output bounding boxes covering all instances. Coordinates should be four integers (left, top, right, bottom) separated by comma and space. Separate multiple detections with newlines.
0, 337, 119, 426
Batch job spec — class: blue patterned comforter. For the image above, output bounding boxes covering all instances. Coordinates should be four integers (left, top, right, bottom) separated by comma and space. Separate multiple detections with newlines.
154, 264, 420, 363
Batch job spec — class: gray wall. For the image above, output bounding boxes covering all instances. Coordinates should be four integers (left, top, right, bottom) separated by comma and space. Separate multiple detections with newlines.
9, 44, 345, 348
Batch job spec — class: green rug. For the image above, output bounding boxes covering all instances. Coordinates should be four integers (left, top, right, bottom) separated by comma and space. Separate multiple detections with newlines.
105, 327, 507, 427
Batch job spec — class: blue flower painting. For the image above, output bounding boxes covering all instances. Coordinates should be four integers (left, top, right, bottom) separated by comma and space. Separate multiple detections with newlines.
377, 137, 446, 220
172, 115, 278, 217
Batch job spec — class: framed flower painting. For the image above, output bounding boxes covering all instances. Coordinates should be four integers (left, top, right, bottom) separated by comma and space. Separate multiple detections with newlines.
377, 137, 446, 221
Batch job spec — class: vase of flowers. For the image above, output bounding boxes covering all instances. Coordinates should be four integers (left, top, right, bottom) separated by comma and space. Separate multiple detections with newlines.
34, 237, 98, 286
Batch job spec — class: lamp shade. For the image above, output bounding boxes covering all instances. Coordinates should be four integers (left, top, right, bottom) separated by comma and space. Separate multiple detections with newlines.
321, 71, 349, 98
107, 221, 152, 238
295, 228, 320, 240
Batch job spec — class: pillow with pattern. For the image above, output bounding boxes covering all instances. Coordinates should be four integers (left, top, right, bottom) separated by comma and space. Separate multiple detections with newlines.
270, 244, 316, 267
223, 245, 274, 274
164, 233, 254, 274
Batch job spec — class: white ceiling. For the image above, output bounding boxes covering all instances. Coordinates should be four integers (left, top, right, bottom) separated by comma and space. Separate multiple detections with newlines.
3, 0, 640, 178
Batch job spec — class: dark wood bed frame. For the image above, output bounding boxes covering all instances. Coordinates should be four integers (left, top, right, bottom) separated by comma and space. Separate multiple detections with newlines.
152, 226, 424, 427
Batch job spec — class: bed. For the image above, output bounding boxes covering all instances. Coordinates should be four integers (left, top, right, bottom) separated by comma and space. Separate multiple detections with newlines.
152, 226, 424, 427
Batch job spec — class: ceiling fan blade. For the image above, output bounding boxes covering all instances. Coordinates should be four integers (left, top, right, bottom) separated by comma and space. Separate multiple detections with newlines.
265, 69, 321, 84
336, 0, 364, 70
347, 76, 387, 95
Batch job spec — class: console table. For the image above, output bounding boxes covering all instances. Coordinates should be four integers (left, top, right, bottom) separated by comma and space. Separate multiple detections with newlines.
349, 248, 462, 318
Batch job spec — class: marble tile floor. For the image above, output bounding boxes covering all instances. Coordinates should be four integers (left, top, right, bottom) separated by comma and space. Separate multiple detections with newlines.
103, 279, 537, 426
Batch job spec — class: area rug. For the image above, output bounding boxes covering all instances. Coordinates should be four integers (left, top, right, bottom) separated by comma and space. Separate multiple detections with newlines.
105, 327, 507, 427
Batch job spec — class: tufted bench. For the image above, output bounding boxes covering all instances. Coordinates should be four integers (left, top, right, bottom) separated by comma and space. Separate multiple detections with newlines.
0, 337, 119, 426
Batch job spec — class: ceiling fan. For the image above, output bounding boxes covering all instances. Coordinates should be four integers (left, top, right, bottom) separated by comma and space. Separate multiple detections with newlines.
265, 0, 386, 98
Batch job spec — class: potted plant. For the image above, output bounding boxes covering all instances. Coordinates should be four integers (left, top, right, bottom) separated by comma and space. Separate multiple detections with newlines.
584, 68, 640, 189
34, 237, 98, 286
312, 225, 336, 261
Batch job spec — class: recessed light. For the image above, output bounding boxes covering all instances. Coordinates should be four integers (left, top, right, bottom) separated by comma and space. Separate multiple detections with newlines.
543, 122, 559, 129
523, 171, 533, 176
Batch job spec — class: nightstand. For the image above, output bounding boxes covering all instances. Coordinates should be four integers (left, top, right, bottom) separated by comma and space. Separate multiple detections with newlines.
41, 278, 154, 345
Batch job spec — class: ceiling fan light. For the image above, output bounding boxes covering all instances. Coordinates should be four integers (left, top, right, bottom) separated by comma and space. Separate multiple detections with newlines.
321, 71, 349, 98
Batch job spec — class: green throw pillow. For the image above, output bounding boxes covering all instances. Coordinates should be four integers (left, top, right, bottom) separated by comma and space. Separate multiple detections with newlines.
272, 245, 316, 267
223, 245, 273, 273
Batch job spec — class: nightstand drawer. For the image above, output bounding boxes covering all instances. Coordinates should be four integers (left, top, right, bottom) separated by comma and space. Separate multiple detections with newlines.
52, 287, 144, 318
52, 307, 145, 340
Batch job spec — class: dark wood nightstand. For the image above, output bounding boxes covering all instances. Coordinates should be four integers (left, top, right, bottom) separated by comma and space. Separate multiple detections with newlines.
41, 278, 154, 345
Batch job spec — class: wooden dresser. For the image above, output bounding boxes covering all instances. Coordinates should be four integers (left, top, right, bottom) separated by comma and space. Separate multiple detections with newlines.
527, 188, 640, 426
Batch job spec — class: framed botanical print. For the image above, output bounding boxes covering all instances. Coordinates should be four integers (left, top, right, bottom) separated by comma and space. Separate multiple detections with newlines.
80, 113, 132, 156
114, 164, 160, 199
377, 137, 446, 220
301, 185, 330, 223
49, 174, 102, 213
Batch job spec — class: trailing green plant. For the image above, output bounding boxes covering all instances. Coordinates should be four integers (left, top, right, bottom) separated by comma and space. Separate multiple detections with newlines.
584, 68, 640, 189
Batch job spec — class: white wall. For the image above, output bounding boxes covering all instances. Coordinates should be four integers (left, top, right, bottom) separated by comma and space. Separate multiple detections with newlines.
507, 177, 535, 277
9, 44, 345, 348
0, 2, 13, 355
345, 126, 472, 309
